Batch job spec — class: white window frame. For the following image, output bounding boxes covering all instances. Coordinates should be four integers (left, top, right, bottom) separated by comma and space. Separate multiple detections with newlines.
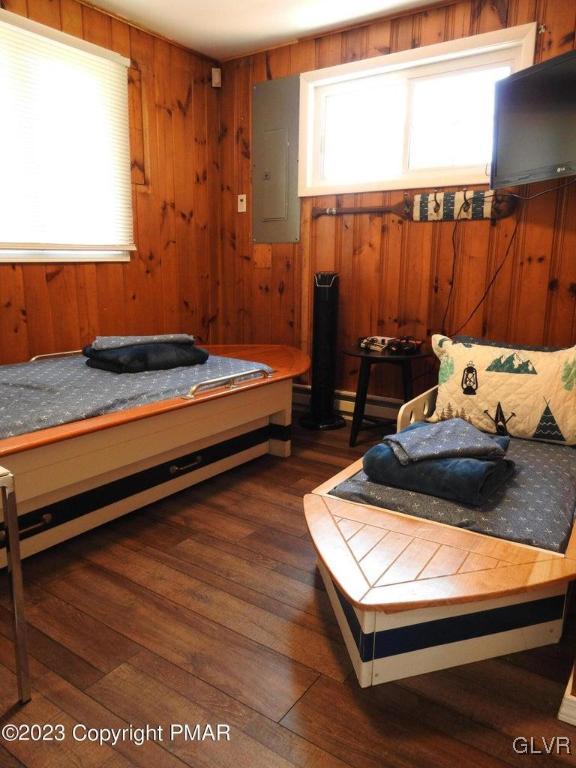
298, 23, 537, 196
0, 10, 134, 263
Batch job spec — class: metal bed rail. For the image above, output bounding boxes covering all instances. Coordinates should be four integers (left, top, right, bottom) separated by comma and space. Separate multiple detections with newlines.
30, 350, 82, 361
29, 353, 276, 402
184, 368, 274, 399
0, 466, 30, 704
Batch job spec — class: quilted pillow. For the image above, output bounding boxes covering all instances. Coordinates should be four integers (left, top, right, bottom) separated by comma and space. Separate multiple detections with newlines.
430, 334, 576, 445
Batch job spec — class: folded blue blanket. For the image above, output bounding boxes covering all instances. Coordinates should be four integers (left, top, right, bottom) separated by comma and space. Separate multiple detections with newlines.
363, 422, 514, 506
83, 342, 208, 373
382, 418, 509, 465
91, 334, 196, 351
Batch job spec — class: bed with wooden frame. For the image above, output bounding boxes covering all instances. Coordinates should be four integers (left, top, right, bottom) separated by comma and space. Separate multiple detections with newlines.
0, 343, 308, 703
0, 343, 308, 567
304, 385, 576, 698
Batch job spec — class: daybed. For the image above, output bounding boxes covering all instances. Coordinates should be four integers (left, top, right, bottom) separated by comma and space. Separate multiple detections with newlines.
1, 342, 307, 704
0, 343, 308, 565
305, 382, 576, 690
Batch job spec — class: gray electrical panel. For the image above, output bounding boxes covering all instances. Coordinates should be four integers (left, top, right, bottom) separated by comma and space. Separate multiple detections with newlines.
252, 75, 300, 243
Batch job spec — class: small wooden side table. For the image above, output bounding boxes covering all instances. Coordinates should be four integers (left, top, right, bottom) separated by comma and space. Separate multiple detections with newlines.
1, 467, 30, 704
344, 346, 433, 447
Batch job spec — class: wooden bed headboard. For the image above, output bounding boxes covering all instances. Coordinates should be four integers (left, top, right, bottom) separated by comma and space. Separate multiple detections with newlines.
397, 386, 438, 430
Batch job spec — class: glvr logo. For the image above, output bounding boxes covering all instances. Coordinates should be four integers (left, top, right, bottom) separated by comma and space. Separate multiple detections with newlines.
513, 737, 571, 755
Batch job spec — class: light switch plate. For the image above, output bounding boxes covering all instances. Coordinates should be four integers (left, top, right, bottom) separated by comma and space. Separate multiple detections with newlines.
237, 194, 247, 213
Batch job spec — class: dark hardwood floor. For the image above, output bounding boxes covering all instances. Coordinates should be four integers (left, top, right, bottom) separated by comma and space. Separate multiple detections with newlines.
1, 419, 575, 767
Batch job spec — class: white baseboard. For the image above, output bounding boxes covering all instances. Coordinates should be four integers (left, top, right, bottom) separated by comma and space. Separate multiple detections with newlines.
293, 384, 401, 422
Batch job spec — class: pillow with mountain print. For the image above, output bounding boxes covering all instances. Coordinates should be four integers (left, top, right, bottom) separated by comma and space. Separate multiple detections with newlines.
430, 334, 576, 445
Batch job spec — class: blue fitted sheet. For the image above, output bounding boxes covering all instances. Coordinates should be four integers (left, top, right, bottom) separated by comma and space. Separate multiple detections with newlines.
330, 437, 576, 553
0, 354, 272, 439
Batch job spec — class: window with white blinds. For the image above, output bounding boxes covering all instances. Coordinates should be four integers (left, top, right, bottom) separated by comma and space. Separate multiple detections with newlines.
0, 10, 134, 262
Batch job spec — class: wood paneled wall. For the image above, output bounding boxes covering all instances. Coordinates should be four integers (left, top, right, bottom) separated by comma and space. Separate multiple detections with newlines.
216, 0, 576, 395
2, 0, 575, 397
0, 0, 220, 364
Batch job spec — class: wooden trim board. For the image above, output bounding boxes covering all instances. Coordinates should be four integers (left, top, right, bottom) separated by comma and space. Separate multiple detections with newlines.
305, 491, 576, 612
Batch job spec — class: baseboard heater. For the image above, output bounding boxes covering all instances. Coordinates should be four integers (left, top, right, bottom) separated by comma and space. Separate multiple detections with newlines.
293, 384, 401, 422
0, 423, 290, 548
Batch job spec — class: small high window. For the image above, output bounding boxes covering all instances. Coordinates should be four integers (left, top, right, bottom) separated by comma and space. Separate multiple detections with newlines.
298, 24, 537, 195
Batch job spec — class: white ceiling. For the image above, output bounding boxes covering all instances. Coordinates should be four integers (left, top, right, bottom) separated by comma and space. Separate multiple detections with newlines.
92, 0, 429, 60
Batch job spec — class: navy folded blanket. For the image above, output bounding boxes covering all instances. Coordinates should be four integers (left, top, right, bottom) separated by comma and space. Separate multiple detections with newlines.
382, 418, 509, 465
91, 334, 195, 351
83, 342, 209, 373
363, 421, 515, 507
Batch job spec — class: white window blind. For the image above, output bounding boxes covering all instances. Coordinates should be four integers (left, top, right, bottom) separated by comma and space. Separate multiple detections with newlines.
0, 10, 134, 262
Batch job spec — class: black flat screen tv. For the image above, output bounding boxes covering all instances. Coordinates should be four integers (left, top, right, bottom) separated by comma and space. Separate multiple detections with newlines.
491, 49, 576, 189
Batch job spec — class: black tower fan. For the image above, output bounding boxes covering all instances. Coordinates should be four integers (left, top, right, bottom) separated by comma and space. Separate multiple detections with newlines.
300, 272, 345, 430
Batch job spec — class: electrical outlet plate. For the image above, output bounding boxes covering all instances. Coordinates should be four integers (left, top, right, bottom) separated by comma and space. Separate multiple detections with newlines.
237, 194, 247, 213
